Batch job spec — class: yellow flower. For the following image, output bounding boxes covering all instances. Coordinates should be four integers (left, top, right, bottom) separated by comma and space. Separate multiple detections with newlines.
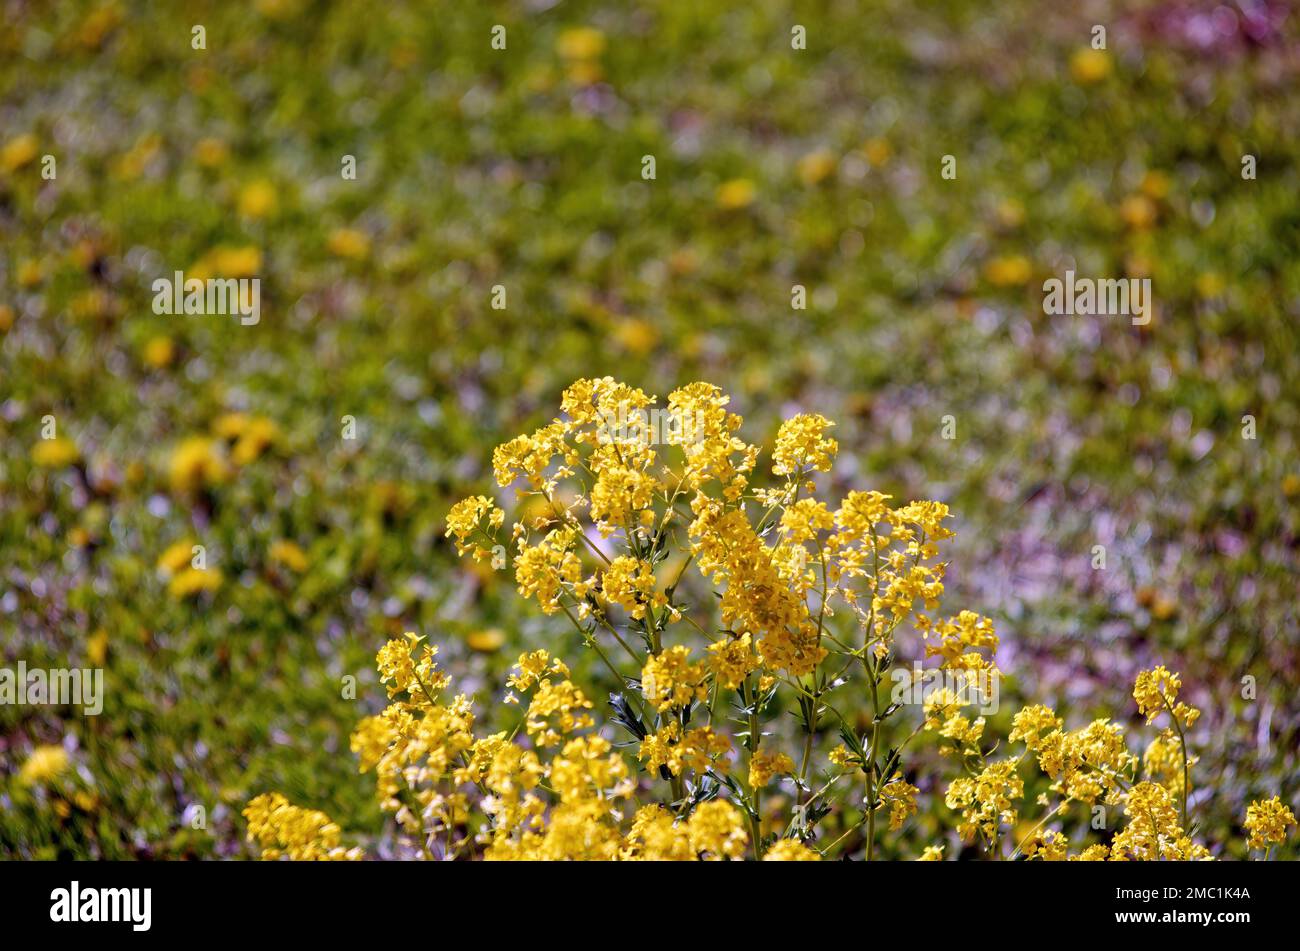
1111, 782, 1208, 860
18, 259, 43, 287
20, 745, 70, 786
1022, 829, 1069, 861
327, 227, 370, 260
167, 567, 222, 599
1195, 272, 1225, 299
193, 138, 230, 168
861, 137, 891, 167
748, 749, 794, 788
445, 495, 505, 561
706, 633, 760, 690
882, 778, 920, 830
75, 5, 122, 50
269, 540, 308, 573
917, 845, 945, 861
639, 722, 730, 777
243, 793, 362, 861
556, 27, 606, 61
190, 245, 262, 280
985, 254, 1032, 287
143, 336, 176, 369
238, 179, 278, 219
157, 539, 197, 576
31, 437, 80, 468
168, 436, 228, 494
211, 412, 250, 440
1, 132, 39, 173
642, 646, 707, 712
1120, 194, 1157, 230
231, 416, 280, 465
1133, 665, 1199, 726
87, 629, 109, 666
1009, 705, 1062, 751
466, 628, 505, 652
716, 178, 756, 210
772, 413, 837, 475
796, 150, 837, 186
1244, 796, 1296, 852
613, 317, 659, 355
945, 759, 1023, 841
113, 133, 161, 180
1070, 48, 1111, 85
601, 556, 660, 620
1141, 170, 1170, 200
686, 800, 748, 860
763, 839, 821, 860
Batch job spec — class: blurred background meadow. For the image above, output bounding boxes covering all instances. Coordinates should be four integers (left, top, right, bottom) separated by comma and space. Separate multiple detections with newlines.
2, 0, 1298, 858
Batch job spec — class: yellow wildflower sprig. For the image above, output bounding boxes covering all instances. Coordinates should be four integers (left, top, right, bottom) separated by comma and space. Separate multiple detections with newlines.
244, 379, 1259, 861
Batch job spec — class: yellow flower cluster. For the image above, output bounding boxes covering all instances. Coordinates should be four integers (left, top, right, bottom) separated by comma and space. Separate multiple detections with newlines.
240, 379, 1294, 861
1245, 796, 1296, 854
243, 793, 362, 861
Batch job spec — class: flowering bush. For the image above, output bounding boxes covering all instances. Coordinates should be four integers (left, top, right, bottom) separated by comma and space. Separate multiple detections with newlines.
245, 379, 1294, 860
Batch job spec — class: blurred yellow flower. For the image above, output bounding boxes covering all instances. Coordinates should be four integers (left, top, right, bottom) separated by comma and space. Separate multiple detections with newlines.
212, 412, 251, 440
168, 436, 228, 494
467, 628, 506, 652
0, 305, 13, 332
1140, 171, 1170, 200
191, 245, 263, 280
1120, 194, 1157, 230
797, 150, 837, 186
71, 288, 117, 322
20, 745, 70, 786
17, 259, 43, 287
157, 539, 197, 576
1070, 48, 1111, 85
1283, 474, 1300, 498
269, 540, 309, 573
31, 437, 80, 468
327, 228, 370, 260
984, 254, 1032, 287
193, 138, 230, 168
238, 179, 279, 219
232, 417, 281, 465
76, 5, 122, 50
995, 199, 1025, 229
1195, 272, 1225, 299
2, 133, 39, 172
716, 178, 756, 210
143, 336, 176, 369
168, 567, 223, 599
557, 27, 606, 61
861, 137, 892, 167
87, 629, 109, 667
763, 839, 821, 860
257, 0, 306, 20
113, 133, 162, 181
613, 317, 659, 356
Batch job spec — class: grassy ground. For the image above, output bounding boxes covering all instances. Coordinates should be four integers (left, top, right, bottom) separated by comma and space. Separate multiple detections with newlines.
2, 0, 1297, 858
